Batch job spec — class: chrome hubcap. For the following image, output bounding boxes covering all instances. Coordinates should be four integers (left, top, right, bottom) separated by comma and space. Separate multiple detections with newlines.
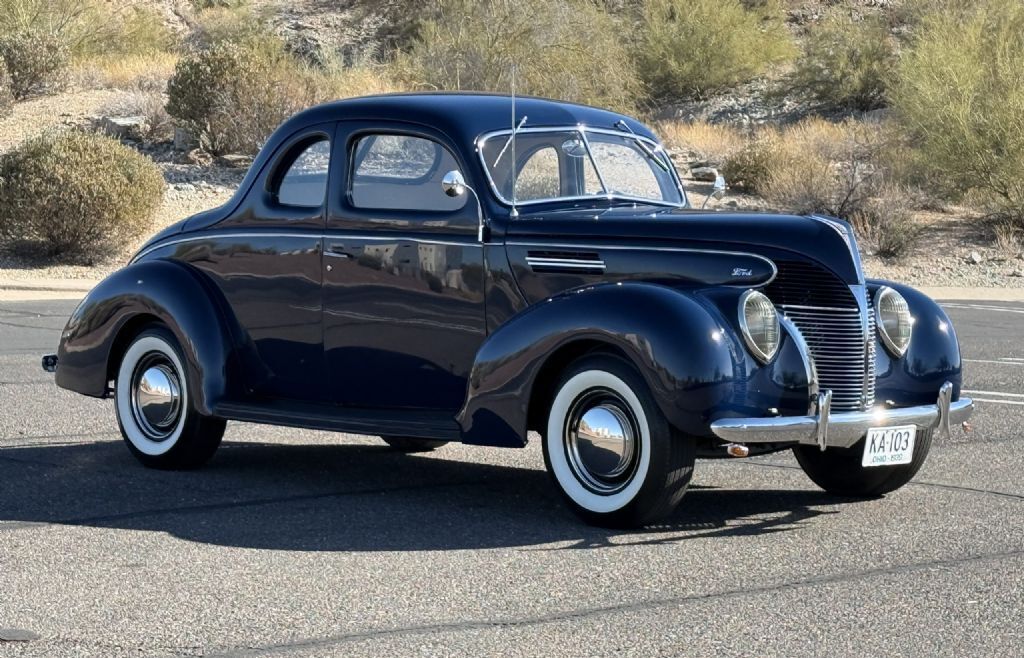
130, 355, 182, 441
564, 390, 640, 494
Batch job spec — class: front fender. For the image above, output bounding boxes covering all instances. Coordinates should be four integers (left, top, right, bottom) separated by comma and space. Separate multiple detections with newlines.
55, 259, 242, 415
867, 280, 963, 404
457, 282, 739, 447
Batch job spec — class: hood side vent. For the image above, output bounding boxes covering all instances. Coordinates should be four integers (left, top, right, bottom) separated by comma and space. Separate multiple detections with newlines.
526, 250, 605, 275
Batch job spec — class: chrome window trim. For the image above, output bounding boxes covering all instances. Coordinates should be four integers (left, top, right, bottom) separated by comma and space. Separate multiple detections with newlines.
475, 126, 688, 209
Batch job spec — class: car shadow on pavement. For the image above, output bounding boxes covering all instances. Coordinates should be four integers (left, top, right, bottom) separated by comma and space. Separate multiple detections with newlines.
0, 439, 854, 551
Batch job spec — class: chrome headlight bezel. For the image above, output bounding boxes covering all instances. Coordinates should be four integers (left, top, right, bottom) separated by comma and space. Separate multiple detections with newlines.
738, 290, 780, 364
874, 286, 913, 358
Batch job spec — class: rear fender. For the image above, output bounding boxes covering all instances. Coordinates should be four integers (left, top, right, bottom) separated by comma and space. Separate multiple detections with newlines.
55, 260, 245, 415
457, 282, 738, 447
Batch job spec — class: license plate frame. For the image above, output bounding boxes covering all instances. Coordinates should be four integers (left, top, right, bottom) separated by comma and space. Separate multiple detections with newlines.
862, 425, 917, 468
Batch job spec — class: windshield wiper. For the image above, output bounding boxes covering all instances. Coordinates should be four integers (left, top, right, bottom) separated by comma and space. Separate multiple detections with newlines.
614, 120, 670, 173
492, 115, 528, 168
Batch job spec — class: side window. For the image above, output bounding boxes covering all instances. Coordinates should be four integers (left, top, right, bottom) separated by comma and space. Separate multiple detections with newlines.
275, 138, 330, 208
516, 147, 560, 201
350, 134, 467, 212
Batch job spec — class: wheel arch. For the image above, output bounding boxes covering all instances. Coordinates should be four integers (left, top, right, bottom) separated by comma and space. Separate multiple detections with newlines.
456, 282, 738, 447
55, 259, 247, 415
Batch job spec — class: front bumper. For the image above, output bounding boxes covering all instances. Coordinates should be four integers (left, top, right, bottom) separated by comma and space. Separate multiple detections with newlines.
710, 381, 973, 450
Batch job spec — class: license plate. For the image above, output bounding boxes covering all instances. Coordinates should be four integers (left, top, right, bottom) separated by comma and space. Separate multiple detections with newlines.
862, 425, 917, 467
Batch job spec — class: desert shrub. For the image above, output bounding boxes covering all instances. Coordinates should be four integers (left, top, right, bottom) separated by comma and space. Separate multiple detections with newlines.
720, 131, 778, 195
168, 37, 394, 155
0, 0, 173, 59
788, 13, 896, 111
851, 188, 920, 259
0, 29, 69, 99
189, 1, 271, 49
0, 61, 13, 116
655, 120, 747, 167
0, 130, 165, 262
73, 51, 179, 92
399, 0, 640, 114
889, 0, 1024, 225
636, 0, 795, 101
761, 119, 885, 219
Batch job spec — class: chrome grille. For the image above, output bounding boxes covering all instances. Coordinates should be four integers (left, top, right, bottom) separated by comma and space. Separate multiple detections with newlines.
779, 305, 872, 411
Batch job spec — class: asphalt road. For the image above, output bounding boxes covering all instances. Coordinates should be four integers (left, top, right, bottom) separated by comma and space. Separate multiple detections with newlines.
1, 299, 1022, 657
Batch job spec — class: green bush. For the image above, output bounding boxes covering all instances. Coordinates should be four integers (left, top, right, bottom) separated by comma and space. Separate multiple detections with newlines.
788, 13, 895, 111
0, 131, 165, 262
168, 35, 394, 155
0, 61, 13, 116
167, 38, 312, 155
636, 0, 795, 101
890, 0, 1024, 224
0, 28, 68, 99
399, 0, 640, 114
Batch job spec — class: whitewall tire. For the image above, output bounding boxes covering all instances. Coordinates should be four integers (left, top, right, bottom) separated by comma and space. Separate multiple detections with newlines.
543, 354, 695, 528
114, 326, 225, 469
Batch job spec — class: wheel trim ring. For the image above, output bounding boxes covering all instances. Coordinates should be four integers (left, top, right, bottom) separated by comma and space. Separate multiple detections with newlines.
129, 353, 183, 442
563, 388, 643, 495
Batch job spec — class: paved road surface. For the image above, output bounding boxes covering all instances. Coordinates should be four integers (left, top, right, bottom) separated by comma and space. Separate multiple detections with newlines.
1, 299, 1021, 657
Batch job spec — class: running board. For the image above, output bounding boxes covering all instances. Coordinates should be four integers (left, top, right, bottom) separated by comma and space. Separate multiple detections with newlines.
214, 401, 463, 442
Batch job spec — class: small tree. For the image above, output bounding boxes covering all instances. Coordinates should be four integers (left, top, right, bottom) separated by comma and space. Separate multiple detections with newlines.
636, 0, 795, 101
400, 0, 640, 114
789, 13, 896, 111
890, 0, 1024, 224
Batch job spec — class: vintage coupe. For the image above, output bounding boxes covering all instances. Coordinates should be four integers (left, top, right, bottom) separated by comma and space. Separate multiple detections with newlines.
45, 93, 973, 527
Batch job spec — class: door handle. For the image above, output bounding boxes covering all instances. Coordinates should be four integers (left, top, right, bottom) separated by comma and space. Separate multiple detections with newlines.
325, 244, 353, 259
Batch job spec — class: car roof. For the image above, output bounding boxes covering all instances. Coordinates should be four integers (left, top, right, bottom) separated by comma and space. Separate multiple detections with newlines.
278, 92, 658, 145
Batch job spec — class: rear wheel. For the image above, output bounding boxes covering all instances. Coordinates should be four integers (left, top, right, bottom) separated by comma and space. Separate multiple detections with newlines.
381, 437, 448, 452
543, 354, 695, 528
115, 326, 225, 470
793, 429, 933, 496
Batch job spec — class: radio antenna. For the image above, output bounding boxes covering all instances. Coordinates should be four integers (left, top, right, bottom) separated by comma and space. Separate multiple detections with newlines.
490, 65, 526, 216
510, 64, 519, 218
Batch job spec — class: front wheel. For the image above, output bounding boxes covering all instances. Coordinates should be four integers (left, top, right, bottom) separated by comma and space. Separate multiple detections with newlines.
793, 429, 933, 497
115, 326, 225, 470
543, 354, 696, 528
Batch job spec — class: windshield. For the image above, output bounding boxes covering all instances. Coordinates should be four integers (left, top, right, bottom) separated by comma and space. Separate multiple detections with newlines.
478, 127, 686, 208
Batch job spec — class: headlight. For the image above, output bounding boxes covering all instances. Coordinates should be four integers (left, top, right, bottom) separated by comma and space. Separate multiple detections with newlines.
739, 290, 780, 363
875, 286, 913, 357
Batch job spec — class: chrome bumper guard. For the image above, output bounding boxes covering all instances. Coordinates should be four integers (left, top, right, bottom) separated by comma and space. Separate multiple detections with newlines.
710, 382, 973, 450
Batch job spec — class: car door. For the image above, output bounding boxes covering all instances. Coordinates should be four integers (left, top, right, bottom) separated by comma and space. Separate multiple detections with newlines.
182, 123, 333, 403
323, 122, 486, 411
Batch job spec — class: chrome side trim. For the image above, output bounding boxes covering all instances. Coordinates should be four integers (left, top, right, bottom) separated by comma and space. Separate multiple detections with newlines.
525, 257, 606, 271
131, 231, 484, 264
506, 241, 778, 285
710, 382, 973, 448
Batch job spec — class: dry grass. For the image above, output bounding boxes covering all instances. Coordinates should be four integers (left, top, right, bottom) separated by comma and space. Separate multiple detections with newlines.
993, 221, 1022, 257
655, 120, 747, 165
100, 90, 173, 142
71, 52, 178, 92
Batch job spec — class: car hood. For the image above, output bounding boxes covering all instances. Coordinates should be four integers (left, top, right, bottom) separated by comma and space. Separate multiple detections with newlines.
506, 205, 864, 284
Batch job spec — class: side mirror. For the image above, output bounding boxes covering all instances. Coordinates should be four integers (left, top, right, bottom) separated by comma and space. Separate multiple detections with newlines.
712, 174, 727, 200
441, 170, 467, 197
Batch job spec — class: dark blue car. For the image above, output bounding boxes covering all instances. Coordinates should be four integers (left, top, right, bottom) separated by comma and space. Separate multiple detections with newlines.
45, 93, 973, 527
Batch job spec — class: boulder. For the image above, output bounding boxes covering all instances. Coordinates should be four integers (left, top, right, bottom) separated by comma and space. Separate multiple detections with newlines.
689, 166, 719, 182
97, 116, 147, 141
